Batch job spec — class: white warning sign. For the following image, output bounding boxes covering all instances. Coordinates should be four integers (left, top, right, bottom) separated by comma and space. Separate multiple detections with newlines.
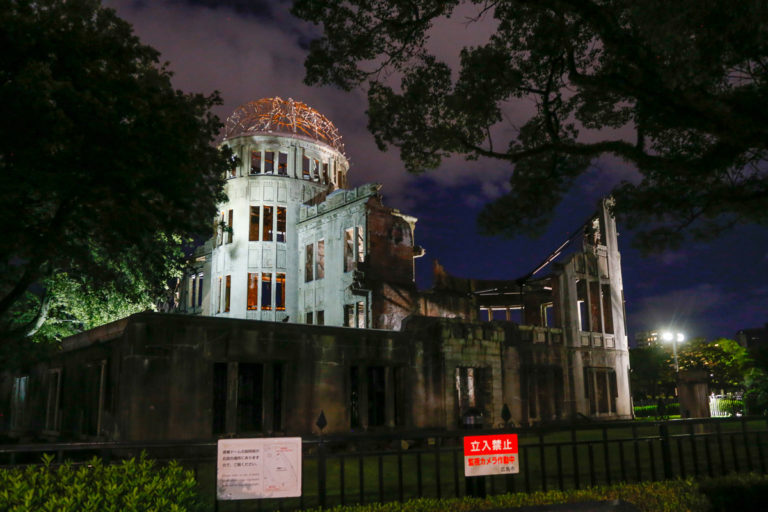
217, 437, 302, 500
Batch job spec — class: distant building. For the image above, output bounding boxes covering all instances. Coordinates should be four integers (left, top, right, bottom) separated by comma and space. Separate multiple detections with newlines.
634, 331, 661, 348
736, 324, 768, 349
2, 98, 633, 441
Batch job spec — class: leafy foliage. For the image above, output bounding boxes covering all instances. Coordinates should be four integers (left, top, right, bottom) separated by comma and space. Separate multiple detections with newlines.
678, 337, 751, 392
629, 346, 676, 400
301, 479, 707, 512
293, 0, 768, 248
0, 453, 203, 511
0, 0, 230, 350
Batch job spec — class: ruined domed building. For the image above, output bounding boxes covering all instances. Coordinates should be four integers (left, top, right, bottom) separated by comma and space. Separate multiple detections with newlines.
3, 99, 632, 441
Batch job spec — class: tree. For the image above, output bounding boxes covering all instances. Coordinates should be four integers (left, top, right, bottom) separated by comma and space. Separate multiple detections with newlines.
293, 0, 768, 248
629, 345, 675, 400
677, 337, 751, 392
0, 0, 230, 349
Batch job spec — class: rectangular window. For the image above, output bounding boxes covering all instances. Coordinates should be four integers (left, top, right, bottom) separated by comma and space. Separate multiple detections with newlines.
306, 311, 313, 324
197, 273, 204, 307
44, 370, 61, 432
276, 207, 286, 243
212, 363, 227, 435
317, 310, 324, 325
249, 206, 260, 241
312, 159, 320, 180
261, 273, 272, 310
316, 240, 325, 279
264, 151, 274, 174
357, 226, 364, 263
276, 273, 285, 311
357, 301, 366, 329
344, 228, 355, 272
226, 209, 233, 244
278, 152, 288, 175
344, 304, 354, 327
305, 244, 314, 282
247, 273, 258, 310
237, 363, 263, 432
224, 275, 231, 312
302, 155, 310, 179
250, 150, 261, 174
217, 276, 222, 313
263, 206, 273, 241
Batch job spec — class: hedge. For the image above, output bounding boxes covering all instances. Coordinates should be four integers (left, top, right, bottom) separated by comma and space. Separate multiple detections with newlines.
0, 453, 203, 512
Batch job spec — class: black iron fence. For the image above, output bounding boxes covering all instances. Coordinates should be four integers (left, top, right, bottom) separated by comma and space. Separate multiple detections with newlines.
2, 416, 768, 511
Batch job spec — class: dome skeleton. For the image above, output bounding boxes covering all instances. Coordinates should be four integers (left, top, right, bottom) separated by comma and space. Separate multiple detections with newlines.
224, 97, 345, 154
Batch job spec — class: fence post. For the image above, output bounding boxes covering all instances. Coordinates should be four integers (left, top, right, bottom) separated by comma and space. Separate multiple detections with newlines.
318, 440, 327, 509
659, 422, 674, 480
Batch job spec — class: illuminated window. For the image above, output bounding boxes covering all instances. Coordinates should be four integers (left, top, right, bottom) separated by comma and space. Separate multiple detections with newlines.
224, 275, 231, 312
357, 301, 365, 329
247, 273, 258, 310
276, 273, 285, 311
263, 206, 273, 241
276, 207, 286, 243
316, 240, 325, 279
249, 206, 260, 241
278, 152, 288, 175
264, 151, 274, 174
261, 273, 272, 310
250, 150, 261, 174
305, 244, 314, 282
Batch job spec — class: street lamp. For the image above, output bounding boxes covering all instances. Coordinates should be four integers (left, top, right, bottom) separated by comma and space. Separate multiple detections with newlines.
662, 331, 685, 372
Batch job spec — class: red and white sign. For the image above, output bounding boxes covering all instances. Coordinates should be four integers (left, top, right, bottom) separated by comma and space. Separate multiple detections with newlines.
463, 434, 519, 477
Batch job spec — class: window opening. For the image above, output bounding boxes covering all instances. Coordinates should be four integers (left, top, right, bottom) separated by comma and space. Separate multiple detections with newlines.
190, 275, 196, 308
263, 206, 273, 241
247, 273, 258, 310
264, 151, 274, 174
212, 363, 227, 434
316, 240, 325, 279
367, 366, 386, 427
305, 244, 314, 282
217, 276, 222, 313
249, 206, 260, 241
11, 376, 28, 431
601, 284, 614, 334
317, 310, 324, 325
276, 207, 286, 242
197, 274, 204, 307
306, 311, 313, 324
344, 228, 355, 272
302, 156, 310, 179
44, 370, 61, 432
356, 301, 366, 329
224, 275, 231, 312
276, 273, 285, 311
322, 163, 329, 184
250, 150, 261, 174
344, 304, 354, 327
278, 152, 288, 175
237, 363, 263, 432
226, 209, 233, 244
356, 226, 364, 263
261, 273, 272, 310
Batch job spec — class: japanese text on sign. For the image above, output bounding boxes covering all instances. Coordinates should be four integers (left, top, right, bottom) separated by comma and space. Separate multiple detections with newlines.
463, 434, 519, 477
217, 438, 302, 500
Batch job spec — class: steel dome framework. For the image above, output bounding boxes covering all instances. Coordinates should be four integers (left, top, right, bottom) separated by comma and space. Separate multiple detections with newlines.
224, 97, 345, 154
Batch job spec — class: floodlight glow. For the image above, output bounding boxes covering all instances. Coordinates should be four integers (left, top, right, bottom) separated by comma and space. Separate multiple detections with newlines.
662, 332, 674, 342
676, 333, 685, 342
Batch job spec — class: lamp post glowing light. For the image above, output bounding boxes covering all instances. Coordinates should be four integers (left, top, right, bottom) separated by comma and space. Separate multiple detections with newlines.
662, 331, 685, 372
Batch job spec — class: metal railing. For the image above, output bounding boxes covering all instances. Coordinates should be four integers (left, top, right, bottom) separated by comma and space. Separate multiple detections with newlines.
2, 416, 767, 511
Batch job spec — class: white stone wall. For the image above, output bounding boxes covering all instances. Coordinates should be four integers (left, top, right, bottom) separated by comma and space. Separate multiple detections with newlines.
206, 133, 349, 323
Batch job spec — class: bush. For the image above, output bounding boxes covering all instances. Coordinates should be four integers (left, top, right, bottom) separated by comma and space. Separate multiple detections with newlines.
0, 453, 203, 511
634, 402, 680, 418
698, 473, 768, 512
301, 479, 707, 512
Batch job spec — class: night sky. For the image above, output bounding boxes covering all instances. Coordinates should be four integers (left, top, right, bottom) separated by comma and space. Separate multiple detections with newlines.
106, 0, 768, 343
